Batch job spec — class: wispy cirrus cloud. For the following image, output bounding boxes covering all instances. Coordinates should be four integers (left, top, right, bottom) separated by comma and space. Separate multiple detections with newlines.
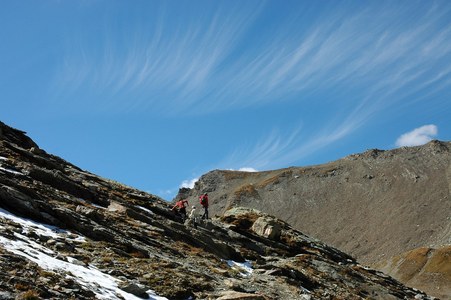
52, 2, 451, 116
217, 2, 451, 170
219, 117, 359, 171
235, 4, 451, 112
50, 1, 451, 170
51, 1, 264, 114
219, 128, 301, 171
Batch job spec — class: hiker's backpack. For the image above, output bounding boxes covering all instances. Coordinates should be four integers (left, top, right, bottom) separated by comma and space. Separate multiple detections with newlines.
200, 195, 206, 205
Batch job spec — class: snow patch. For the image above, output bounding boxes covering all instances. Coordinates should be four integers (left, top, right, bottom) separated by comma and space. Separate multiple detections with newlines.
0, 235, 164, 299
0, 208, 167, 300
0, 166, 23, 175
91, 203, 106, 209
227, 260, 253, 277
77, 198, 106, 209
137, 206, 155, 215
0, 208, 63, 239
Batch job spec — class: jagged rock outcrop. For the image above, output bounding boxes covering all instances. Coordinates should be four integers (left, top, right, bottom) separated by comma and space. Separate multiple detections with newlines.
178, 140, 451, 298
0, 121, 439, 299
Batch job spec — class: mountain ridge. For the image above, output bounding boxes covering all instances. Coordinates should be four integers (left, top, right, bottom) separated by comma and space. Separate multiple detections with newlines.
0, 120, 441, 299
178, 140, 451, 298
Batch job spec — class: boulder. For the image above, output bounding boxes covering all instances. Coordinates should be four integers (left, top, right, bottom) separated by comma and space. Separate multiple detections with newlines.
119, 282, 150, 299
251, 216, 281, 241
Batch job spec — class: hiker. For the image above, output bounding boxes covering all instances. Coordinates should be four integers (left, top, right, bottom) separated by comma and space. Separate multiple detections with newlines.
172, 199, 189, 221
199, 193, 209, 220
188, 206, 198, 229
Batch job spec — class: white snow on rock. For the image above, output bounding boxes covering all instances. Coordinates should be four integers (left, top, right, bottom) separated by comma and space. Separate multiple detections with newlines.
0, 166, 23, 175
137, 206, 154, 215
227, 260, 253, 277
77, 197, 106, 209
0, 208, 167, 300
0, 156, 22, 175
0, 208, 64, 239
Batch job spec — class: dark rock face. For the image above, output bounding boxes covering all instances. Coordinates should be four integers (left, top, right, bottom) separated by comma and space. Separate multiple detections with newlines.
178, 141, 451, 298
0, 121, 438, 299
0, 121, 38, 150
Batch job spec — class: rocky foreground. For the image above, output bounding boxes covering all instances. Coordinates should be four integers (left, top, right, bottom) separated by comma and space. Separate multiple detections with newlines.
0, 121, 437, 299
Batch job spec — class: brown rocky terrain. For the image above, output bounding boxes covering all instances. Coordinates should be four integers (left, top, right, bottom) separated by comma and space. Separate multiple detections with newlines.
178, 140, 451, 299
0, 120, 440, 299
374, 246, 451, 299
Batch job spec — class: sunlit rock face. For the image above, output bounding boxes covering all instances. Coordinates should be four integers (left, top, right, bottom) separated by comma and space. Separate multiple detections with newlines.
0, 121, 439, 299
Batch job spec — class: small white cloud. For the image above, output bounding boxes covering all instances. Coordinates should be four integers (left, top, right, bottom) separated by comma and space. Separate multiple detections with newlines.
395, 124, 438, 147
180, 177, 198, 189
225, 167, 258, 172
238, 167, 258, 172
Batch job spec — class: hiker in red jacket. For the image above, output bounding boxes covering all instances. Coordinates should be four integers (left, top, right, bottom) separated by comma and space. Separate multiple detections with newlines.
199, 193, 209, 220
172, 199, 189, 221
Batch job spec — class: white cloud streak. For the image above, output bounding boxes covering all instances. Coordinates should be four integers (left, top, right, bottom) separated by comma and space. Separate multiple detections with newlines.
238, 167, 258, 172
221, 128, 301, 170
50, 2, 451, 169
52, 2, 451, 115
220, 117, 360, 171
217, 3, 451, 169
395, 125, 438, 147
52, 2, 264, 114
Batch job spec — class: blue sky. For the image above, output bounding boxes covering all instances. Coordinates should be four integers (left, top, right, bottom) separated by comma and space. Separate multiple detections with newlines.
1, 0, 450, 200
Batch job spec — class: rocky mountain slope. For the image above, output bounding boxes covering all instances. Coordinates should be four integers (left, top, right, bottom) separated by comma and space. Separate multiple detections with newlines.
178, 141, 451, 299
374, 245, 451, 298
0, 121, 440, 299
